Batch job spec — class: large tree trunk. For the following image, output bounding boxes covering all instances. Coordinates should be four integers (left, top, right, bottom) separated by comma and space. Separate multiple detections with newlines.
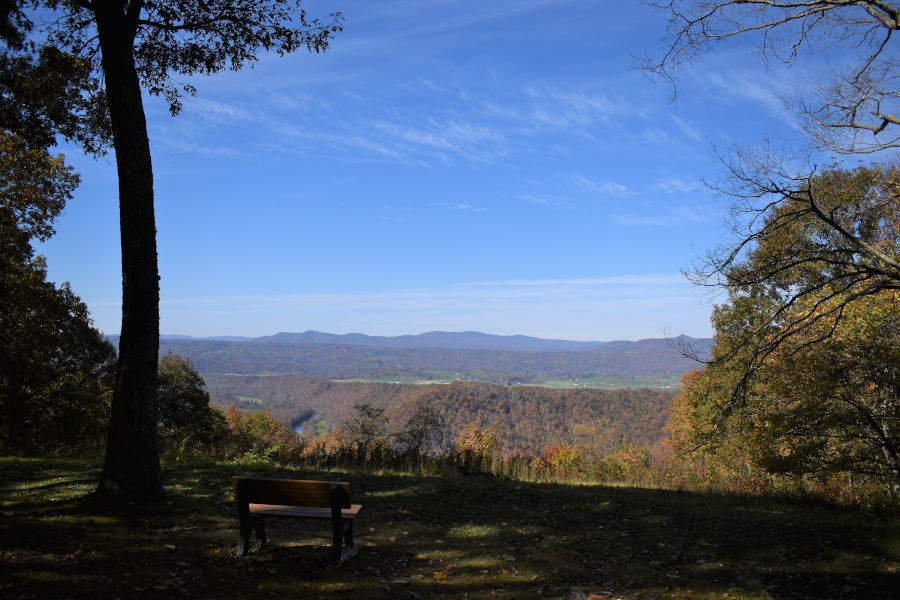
94, 3, 163, 498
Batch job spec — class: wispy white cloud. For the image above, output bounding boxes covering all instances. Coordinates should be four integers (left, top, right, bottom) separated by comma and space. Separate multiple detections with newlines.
482, 100, 526, 122
612, 203, 713, 227
348, 0, 596, 43
452, 203, 487, 212
612, 213, 678, 227
467, 274, 687, 287
650, 177, 703, 194
641, 127, 674, 145
671, 115, 703, 142
270, 106, 515, 165
154, 132, 247, 159
572, 176, 630, 197
520, 193, 572, 210
189, 97, 258, 123
667, 203, 713, 223
158, 58, 656, 170
336, 134, 409, 162
526, 87, 630, 131
698, 66, 799, 130
370, 118, 511, 163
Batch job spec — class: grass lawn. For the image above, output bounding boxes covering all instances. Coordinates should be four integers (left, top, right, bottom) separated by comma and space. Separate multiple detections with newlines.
1, 458, 898, 599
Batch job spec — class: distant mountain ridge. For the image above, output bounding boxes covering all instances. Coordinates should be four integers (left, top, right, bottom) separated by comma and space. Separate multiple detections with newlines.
146, 331, 712, 387
159, 330, 701, 354
257, 330, 607, 352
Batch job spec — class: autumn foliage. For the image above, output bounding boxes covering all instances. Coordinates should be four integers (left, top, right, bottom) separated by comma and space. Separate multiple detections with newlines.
667, 164, 900, 505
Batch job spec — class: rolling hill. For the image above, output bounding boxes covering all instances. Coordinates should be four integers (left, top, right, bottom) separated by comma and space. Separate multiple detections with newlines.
129, 331, 712, 451
154, 331, 711, 387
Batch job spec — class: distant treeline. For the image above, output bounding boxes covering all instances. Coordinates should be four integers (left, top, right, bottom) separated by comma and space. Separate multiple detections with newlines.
205, 375, 673, 455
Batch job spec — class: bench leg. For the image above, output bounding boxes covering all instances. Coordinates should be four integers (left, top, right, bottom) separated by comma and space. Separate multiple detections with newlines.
237, 515, 253, 556
237, 515, 267, 556
330, 518, 342, 564
340, 519, 358, 562
330, 517, 359, 564
343, 519, 354, 549
253, 515, 267, 547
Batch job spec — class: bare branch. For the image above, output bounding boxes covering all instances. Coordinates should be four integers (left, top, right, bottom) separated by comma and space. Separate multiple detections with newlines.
643, 0, 900, 153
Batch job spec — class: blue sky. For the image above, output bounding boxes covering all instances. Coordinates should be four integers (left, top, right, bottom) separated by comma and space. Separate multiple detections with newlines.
38, 1, 817, 341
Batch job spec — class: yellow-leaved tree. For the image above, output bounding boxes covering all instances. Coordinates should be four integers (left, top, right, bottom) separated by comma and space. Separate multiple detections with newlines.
671, 165, 900, 501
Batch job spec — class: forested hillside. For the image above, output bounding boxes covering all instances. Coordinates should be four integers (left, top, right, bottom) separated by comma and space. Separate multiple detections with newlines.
171, 332, 697, 456
205, 374, 673, 454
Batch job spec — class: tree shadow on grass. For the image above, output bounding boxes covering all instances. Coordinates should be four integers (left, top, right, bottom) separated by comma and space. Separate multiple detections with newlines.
2, 461, 898, 599
342, 472, 899, 599
0, 457, 100, 513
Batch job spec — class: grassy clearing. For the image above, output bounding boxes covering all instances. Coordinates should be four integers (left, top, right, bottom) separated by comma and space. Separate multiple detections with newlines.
512, 376, 680, 390
1, 457, 898, 599
331, 374, 681, 389
234, 396, 264, 405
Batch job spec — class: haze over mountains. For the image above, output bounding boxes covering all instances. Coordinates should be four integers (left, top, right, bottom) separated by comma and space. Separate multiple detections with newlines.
152, 330, 712, 387
255, 330, 608, 352
162, 330, 645, 352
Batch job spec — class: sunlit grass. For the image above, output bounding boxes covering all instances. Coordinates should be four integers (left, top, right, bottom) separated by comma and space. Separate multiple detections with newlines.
1, 458, 898, 599
448, 523, 501, 539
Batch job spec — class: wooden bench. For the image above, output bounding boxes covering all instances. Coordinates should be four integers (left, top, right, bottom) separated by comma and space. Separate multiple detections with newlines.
232, 476, 362, 563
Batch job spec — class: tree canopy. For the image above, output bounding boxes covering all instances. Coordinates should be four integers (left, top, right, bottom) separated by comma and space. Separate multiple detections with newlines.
0, 130, 78, 241
157, 352, 227, 457
691, 162, 900, 407
39, 0, 343, 117
674, 289, 900, 495
0, 206, 116, 455
670, 165, 900, 495
1, 26, 104, 240
1, 2, 116, 455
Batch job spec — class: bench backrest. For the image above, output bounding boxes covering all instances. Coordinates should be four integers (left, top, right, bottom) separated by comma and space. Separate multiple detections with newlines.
232, 476, 351, 508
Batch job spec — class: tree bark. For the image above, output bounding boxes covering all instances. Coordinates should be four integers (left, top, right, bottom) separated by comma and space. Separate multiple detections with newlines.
94, 2, 163, 498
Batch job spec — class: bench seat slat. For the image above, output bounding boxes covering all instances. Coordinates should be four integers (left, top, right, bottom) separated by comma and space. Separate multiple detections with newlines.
248, 503, 363, 520
236, 477, 351, 508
